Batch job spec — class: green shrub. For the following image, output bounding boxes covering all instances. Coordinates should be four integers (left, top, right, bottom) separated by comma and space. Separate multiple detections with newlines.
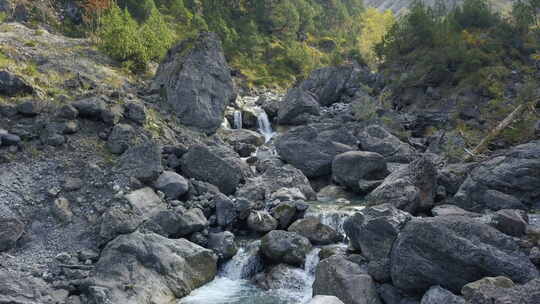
117, 0, 157, 22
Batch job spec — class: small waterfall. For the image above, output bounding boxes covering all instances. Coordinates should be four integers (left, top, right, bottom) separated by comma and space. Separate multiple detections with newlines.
305, 206, 362, 236
233, 110, 243, 129
222, 241, 263, 280
257, 111, 275, 143
304, 248, 321, 275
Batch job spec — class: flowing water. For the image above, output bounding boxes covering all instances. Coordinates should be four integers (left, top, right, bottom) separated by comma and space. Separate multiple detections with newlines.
256, 110, 275, 143
233, 110, 243, 129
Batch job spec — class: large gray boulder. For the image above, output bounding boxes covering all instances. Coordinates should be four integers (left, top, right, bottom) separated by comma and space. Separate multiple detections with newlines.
461, 277, 540, 304
106, 123, 135, 154
368, 156, 437, 214
0, 269, 65, 303
288, 217, 342, 245
276, 124, 357, 178
344, 204, 411, 282
154, 32, 236, 134
180, 144, 248, 195
420, 286, 465, 304
237, 164, 316, 201
453, 140, 540, 212
332, 151, 389, 192
207, 231, 237, 261
155, 171, 189, 200
261, 230, 312, 267
313, 255, 382, 304
277, 87, 320, 125
89, 232, 217, 303
118, 142, 163, 183
390, 216, 539, 294
357, 125, 415, 162
148, 207, 208, 237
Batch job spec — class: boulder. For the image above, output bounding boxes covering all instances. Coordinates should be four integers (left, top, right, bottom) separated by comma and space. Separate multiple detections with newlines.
357, 125, 415, 162
124, 187, 164, 216
368, 156, 437, 214
271, 202, 298, 229
0, 269, 63, 303
420, 286, 465, 304
288, 217, 342, 245
460, 277, 540, 304
101, 104, 124, 125
221, 128, 265, 147
332, 151, 389, 192
308, 296, 345, 304
461, 276, 515, 301
276, 124, 357, 178
215, 195, 236, 227
99, 203, 144, 244
0, 216, 24, 251
72, 96, 107, 119
148, 207, 207, 237
247, 211, 278, 233
490, 209, 528, 237
454, 140, 540, 211
261, 230, 312, 267
154, 32, 236, 134
344, 204, 411, 282
89, 232, 217, 303
237, 164, 316, 202
257, 263, 310, 291
390, 216, 539, 294
207, 231, 237, 261
313, 255, 382, 304
106, 123, 135, 154
155, 171, 189, 200
431, 204, 481, 217
180, 144, 248, 195
124, 101, 146, 124
118, 142, 163, 183
0, 70, 34, 96
16, 100, 41, 116
277, 87, 320, 125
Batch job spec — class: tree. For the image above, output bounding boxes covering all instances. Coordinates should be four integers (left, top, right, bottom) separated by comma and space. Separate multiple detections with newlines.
81, 0, 112, 32
358, 8, 395, 68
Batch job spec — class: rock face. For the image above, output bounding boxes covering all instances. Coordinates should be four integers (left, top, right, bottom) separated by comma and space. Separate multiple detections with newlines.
357, 125, 415, 162
277, 87, 320, 125
313, 255, 382, 304
454, 140, 540, 212
0, 70, 34, 96
368, 156, 437, 214
288, 217, 342, 245
90, 232, 217, 303
181, 144, 248, 195
420, 286, 465, 304
261, 230, 312, 266
332, 151, 389, 192
154, 32, 236, 134
390, 216, 539, 294
276, 124, 357, 178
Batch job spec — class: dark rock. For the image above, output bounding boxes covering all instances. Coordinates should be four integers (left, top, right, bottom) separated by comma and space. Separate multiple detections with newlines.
215, 195, 236, 227
0, 133, 21, 146
106, 123, 135, 154
357, 179, 383, 194
99, 203, 144, 244
368, 156, 437, 214
89, 231, 217, 303
0, 216, 24, 251
391, 216, 539, 294
16, 100, 41, 116
313, 255, 382, 304
154, 32, 236, 134
277, 87, 320, 125
0, 269, 64, 303
420, 286, 465, 304
271, 202, 298, 229
58, 104, 79, 120
148, 207, 207, 237
490, 209, 528, 237
0, 70, 34, 96
101, 104, 124, 125
125, 101, 146, 124
221, 128, 264, 147
247, 210, 278, 233
118, 142, 163, 183
431, 204, 481, 217
461, 276, 515, 303
332, 151, 389, 192
207, 231, 237, 261
454, 141, 540, 212
288, 217, 342, 245
357, 125, 415, 163
154, 171, 189, 200
276, 124, 357, 178
234, 197, 253, 220
72, 96, 107, 119
181, 144, 248, 195
535, 120, 540, 138
261, 230, 312, 266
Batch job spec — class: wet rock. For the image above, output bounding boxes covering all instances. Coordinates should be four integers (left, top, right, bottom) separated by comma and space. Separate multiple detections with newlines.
221, 128, 265, 147
181, 144, 247, 195
288, 217, 342, 245
270, 187, 306, 202
118, 142, 163, 183
308, 295, 345, 304
431, 204, 481, 217
0, 70, 34, 96
261, 230, 312, 266
332, 151, 389, 192
454, 140, 540, 212
106, 123, 135, 154
0, 216, 24, 251
258, 263, 309, 291
247, 210, 278, 233
271, 202, 298, 229
89, 231, 217, 303
155, 171, 189, 200
72, 96, 107, 119
207, 231, 237, 261
368, 156, 437, 214
357, 125, 415, 163
420, 286, 465, 304
391, 216, 539, 294
154, 32, 236, 134
276, 123, 357, 178
313, 255, 382, 304
277, 87, 320, 125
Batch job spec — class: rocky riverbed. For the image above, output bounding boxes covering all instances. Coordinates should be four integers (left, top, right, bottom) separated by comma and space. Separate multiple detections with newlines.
0, 21, 540, 304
